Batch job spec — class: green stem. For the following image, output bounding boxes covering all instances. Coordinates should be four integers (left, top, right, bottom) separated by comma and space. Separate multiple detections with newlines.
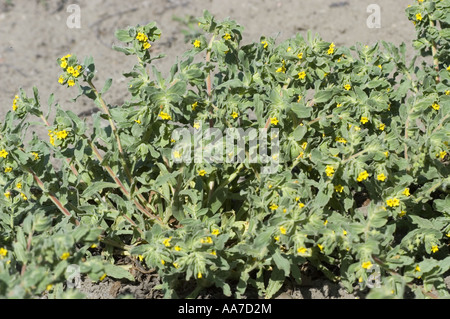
87, 79, 159, 218
429, 19, 440, 83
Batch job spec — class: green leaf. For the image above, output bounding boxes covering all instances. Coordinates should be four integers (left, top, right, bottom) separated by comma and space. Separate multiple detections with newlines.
272, 250, 290, 277
115, 29, 134, 42
101, 78, 113, 95
265, 268, 285, 299
292, 125, 307, 141
104, 264, 135, 282
81, 182, 119, 198
291, 103, 311, 118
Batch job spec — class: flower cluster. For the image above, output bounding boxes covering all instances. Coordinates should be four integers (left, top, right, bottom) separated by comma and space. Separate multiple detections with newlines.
48, 129, 69, 146
58, 54, 83, 87
136, 32, 151, 50
12, 95, 19, 111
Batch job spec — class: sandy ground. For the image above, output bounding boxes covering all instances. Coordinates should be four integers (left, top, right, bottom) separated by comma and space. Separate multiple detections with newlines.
1, 0, 422, 299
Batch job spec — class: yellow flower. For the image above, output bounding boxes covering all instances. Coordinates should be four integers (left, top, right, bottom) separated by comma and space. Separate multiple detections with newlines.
402, 188, 410, 197
298, 71, 306, 80
286, 47, 292, 52
193, 39, 201, 48
344, 84, 351, 91
280, 226, 287, 235
438, 151, 447, 159
192, 102, 198, 111
335, 137, 347, 144
297, 247, 308, 254
399, 210, 407, 217
270, 117, 279, 125
298, 202, 305, 208
360, 116, 369, 124
31, 152, 39, 161
72, 69, 80, 78
143, 42, 151, 50
325, 165, 335, 177
174, 246, 181, 251
197, 272, 203, 279
356, 170, 369, 182
327, 42, 335, 55
198, 170, 207, 176
231, 112, 239, 119
447, 66, 450, 72
377, 173, 387, 182
60, 252, 70, 260
67, 80, 75, 87
269, 203, 279, 211
4, 191, 11, 199
301, 142, 308, 150
343, 230, 348, 236
297, 52, 303, 59
0, 149, 8, 158
336, 103, 342, 108
0, 248, 7, 258
56, 130, 68, 140
445, 90, 450, 95
431, 245, 439, 253
201, 237, 213, 244
379, 123, 385, 131
274, 235, 280, 241
416, 13, 422, 21
162, 237, 172, 247
99, 273, 107, 281
13, 96, 19, 111
276, 65, 286, 73
415, 265, 421, 272
223, 33, 232, 41
431, 103, 440, 110
261, 40, 268, 49
362, 261, 373, 269
58, 76, 65, 84
317, 244, 324, 252
60, 60, 68, 69
334, 184, 344, 193
210, 250, 217, 256
384, 151, 389, 158
173, 150, 181, 159
161, 259, 165, 265
211, 229, 220, 236
323, 220, 328, 226
158, 112, 172, 120
16, 183, 22, 189
135, 119, 141, 125
136, 32, 148, 42
67, 66, 75, 75
386, 198, 400, 207
4, 167, 12, 173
